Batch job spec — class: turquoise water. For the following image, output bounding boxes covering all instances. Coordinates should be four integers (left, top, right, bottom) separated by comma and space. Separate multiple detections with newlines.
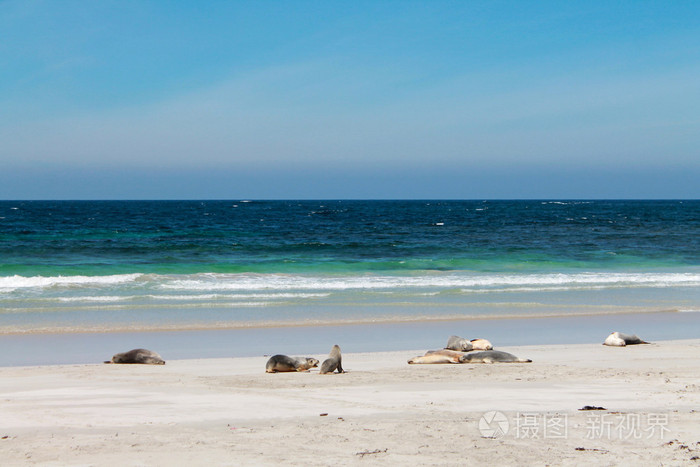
1, 200, 698, 333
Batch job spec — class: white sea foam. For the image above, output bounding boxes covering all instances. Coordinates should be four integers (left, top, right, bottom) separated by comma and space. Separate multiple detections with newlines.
158, 272, 700, 292
56, 296, 128, 302
2, 272, 699, 299
0, 274, 143, 292
54, 292, 329, 302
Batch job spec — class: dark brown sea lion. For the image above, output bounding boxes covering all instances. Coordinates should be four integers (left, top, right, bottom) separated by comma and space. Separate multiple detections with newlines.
105, 348, 165, 365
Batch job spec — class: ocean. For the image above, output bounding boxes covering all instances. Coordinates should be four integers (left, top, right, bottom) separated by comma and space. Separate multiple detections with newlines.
1, 200, 699, 364
0, 200, 700, 366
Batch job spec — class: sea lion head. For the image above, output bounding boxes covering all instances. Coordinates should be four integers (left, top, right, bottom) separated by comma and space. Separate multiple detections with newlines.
110, 353, 126, 363
304, 358, 320, 368
459, 354, 474, 363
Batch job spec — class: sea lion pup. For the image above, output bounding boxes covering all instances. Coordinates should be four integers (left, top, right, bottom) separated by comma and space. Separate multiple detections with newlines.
105, 348, 165, 365
265, 355, 319, 373
319, 345, 345, 374
603, 331, 650, 347
408, 349, 465, 364
459, 350, 532, 363
469, 338, 493, 350
445, 335, 473, 352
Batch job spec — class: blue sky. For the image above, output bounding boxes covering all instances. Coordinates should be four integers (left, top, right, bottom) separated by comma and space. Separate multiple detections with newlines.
1, 1, 698, 199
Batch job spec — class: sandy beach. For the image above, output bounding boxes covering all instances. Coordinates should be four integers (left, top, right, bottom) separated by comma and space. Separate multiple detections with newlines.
1, 339, 699, 466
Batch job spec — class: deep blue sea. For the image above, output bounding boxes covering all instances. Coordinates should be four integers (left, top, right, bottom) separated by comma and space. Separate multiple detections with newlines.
1, 200, 699, 335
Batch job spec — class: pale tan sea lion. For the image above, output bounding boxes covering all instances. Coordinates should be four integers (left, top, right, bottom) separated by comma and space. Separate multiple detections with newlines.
265, 355, 320, 373
459, 350, 531, 363
408, 349, 465, 364
445, 335, 473, 352
469, 338, 493, 350
319, 345, 345, 374
104, 348, 165, 365
603, 331, 650, 347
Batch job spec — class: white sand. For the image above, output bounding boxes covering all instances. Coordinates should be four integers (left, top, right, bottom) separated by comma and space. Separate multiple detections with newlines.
1, 340, 699, 466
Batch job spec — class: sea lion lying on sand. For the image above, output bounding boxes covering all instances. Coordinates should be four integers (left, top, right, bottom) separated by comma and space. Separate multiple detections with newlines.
460, 350, 532, 363
105, 348, 165, 365
265, 355, 319, 373
444, 336, 493, 351
603, 331, 650, 347
445, 336, 473, 352
409, 349, 531, 364
319, 345, 345, 374
408, 349, 466, 364
469, 338, 493, 351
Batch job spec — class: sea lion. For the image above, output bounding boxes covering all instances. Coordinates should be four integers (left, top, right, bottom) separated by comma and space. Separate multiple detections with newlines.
445, 335, 473, 352
319, 345, 345, 374
408, 349, 465, 364
425, 349, 467, 358
459, 350, 531, 363
265, 355, 319, 373
469, 338, 493, 351
105, 348, 165, 365
445, 336, 494, 351
603, 331, 650, 347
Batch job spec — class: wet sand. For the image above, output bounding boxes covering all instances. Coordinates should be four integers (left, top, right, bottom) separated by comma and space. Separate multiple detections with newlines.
1, 310, 699, 366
